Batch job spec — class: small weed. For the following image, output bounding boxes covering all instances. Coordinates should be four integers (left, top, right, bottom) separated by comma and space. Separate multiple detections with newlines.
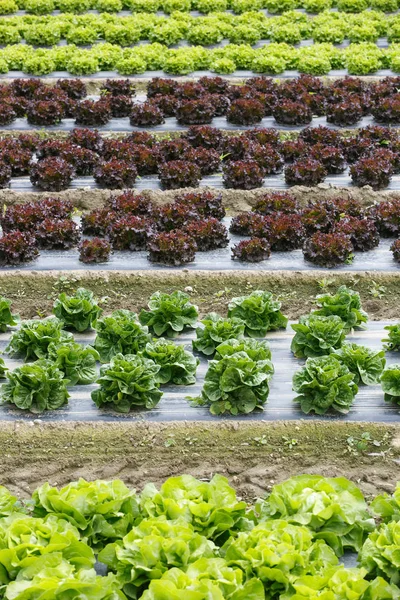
214, 288, 232, 299
346, 431, 391, 457
317, 278, 334, 291
253, 435, 268, 446
369, 281, 386, 299
282, 436, 299, 450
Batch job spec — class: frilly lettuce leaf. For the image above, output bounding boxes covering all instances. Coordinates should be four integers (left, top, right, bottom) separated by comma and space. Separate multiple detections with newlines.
139, 291, 198, 338
142, 338, 198, 385
192, 313, 245, 356
291, 315, 346, 359
53, 288, 102, 333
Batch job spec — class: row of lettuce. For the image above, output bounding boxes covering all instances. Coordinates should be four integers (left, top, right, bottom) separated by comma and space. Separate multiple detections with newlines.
3, 190, 400, 268
4, 0, 400, 15
3, 10, 400, 47
0, 472, 400, 599
0, 41, 399, 75
0, 286, 400, 416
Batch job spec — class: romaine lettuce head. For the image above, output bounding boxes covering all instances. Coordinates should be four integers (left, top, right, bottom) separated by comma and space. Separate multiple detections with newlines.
292, 355, 358, 415
192, 314, 245, 356
94, 310, 151, 363
91, 353, 162, 412
256, 474, 374, 556
313, 286, 368, 332
371, 483, 400, 524
53, 288, 102, 333
48, 341, 99, 386
139, 560, 264, 600
222, 520, 338, 598
5, 317, 73, 360
140, 474, 247, 543
381, 365, 400, 404
190, 351, 273, 415
139, 291, 199, 338
142, 338, 198, 385
32, 478, 139, 550
331, 342, 386, 385
0, 359, 70, 413
228, 290, 288, 337
98, 517, 216, 597
359, 521, 400, 585
0, 297, 18, 333
291, 314, 346, 359
214, 338, 272, 362
382, 324, 400, 352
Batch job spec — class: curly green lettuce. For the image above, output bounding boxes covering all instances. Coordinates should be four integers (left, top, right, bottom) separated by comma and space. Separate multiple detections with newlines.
291, 314, 346, 359
33, 478, 140, 550
0, 357, 8, 378
0, 359, 70, 413
142, 338, 198, 385
140, 474, 247, 543
227, 290, 288, 337
382, 324, 400, 351
312, 285, 368, 332
98, 517, 216, 597
331, 342, 386, 385
214, 338, 272, 362
370, 482, 400, 524
91, 353, 162, 412
5, 317, 73, 360
0, 297, 18, 332
292, 355, 358, 415
94, 310, 151, 363
189, 350, 273, 415
192, 313, 245, 356
139, 291, 199, 338
53, 287, 102, 332
359, 521, 400, 586
256, 474, 374, 556
380, 365, 400, 405
48, 341, 99, 385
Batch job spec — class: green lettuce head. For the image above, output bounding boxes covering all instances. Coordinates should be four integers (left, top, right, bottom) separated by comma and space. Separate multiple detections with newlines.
331, 342, 386, 385
293, 355, 358, 415
53, 287, 102, 332
228, 290, 288, 337
139, 291, 198, 338
214, 338, 272, 362
192, 313, 245, 356
291, 314, 346, 359
381, 365, 400, 405
142, 338, 198, 385
94, 310, 151, 363
313, 285, 368, 332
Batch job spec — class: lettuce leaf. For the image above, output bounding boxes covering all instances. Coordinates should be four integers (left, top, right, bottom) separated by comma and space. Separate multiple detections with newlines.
256, 474, 374, 556
33, 479, 139, 551
53, 288, 102, 332
312, 286, 368, 332
214, 338, 272, 362
331, 342, 386, 385
142, 338, 198, 385
0, 359, 70, 413
94, 310, 151, 363
228, 290, 288, 337
293, 355, 358, 415
359, 521, 400, 585
139, 291, 198, 338
91, 353, 162, 412
48, 341, 99, 385
380, 365, 400, 404
0, 297, 18, 333
291, 315, 346, 359
382, 324, 400, 352
5, 317, 73, 360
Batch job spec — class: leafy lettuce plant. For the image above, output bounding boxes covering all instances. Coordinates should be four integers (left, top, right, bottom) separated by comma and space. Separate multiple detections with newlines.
94, 310, 151, 363
5, 317, 73, 360
140, 561, 264, 600
0, 359, 70, 413
98, 517, 216, 597
190, 350, 273, 415
312, 286, 368, 332
370, 482, 400, 524
33, 479, 140, 550
142, 338, 198, 385
359, 521, 400, 585
214, 338, 272, 362
381, 365, 400, 405
0, 358, 7, 379
291, 315, 346, 359
257, 474, 375, 556
293, 355, 358, 415
91, 353, 162, 413
227, 290, 288, 337
222, 520, 338, 599
331, 342, 386, 385
382, 324, 400, 351
48, 341, 99, 385
139, 291, 199, 338
53, 288, 102, 332
140, 474, 247, 543
0, 297, 18, 332
192, 313, 245, 356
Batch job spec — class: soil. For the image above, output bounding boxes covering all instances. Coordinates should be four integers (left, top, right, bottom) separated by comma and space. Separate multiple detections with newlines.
0, 269, 399, 320
1, 420, 398, 501
0, 185, 399, 213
